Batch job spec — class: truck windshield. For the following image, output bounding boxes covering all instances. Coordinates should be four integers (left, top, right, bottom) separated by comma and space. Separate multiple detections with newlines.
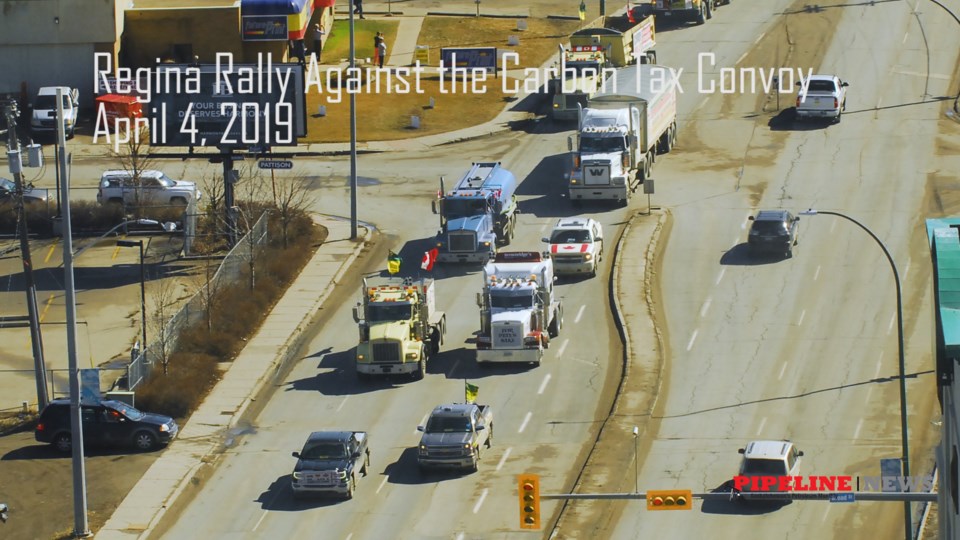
490, 291, 535, 309
550, 229, 590, 243
443, 198, 487, 220
804, 80, 836, 93
564, 62, 601, 78
426, 417, 472, 433
300, 442, 348, 460
367, 303, 413, 322
35, 95, 71, 109
580, 135, 625, 153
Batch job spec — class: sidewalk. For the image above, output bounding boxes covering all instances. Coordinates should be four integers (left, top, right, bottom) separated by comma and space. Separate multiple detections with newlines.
96, 216, 370, 539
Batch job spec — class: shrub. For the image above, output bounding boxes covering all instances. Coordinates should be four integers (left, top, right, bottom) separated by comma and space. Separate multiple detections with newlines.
135, 352, 220, 419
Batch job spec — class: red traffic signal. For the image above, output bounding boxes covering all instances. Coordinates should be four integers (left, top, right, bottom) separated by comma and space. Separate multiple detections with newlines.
518, 474, 541, 529
647, 489, 692, 511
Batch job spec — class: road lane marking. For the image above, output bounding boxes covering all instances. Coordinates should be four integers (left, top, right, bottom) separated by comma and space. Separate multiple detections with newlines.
715, 268, 725, 285
346, 535, 353, 540
574, 305, 585, 324
904, 259, 910, 279
888, 313, 896, 335
540, 222, 550, 232
890, 69, 952, 80
754, 31, 766, 45
376, 476, 388, 494
902, 32, 909, 44
822, 505, 831, 523
538, 374, 551, 395
39, 293, 55, 323
447, 358, 461, 377
736, 52, 747, 65
731, 236, 740, 250
875, 353, 884, 378
518, 412, 532, 433
336, 396, 348, 412
876, 97, 882, 109
700, 298, 712, 318
854, 418, 864, 440
798, 310, 805, 326
456, 534, 465, 540
557, 339, 569, 358
778, 362, 788, 381
473, 488, 488, 513
756, 417, 766, 436
417, 413, 429, 434
496, 447, 513, 472
686, 330, 698, 351
44, 239, 59, 264
253, 510, 269, 531
694, 99, 708, 112
830, 220, 837, 233
814, 265, 821, 281
112, 240, 123, 260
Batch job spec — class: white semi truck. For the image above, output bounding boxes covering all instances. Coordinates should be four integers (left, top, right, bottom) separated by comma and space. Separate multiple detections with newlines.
568, 64, 678, 205
475, 252, 562, 365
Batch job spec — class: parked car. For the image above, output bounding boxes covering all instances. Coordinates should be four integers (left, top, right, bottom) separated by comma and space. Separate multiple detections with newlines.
0, 178, 48, 205
542, 217, 604, 277
97, 169, 202, 206
35, 399, 178, 453
795, 75, 848, 123
291, 431, 370, 499
747, 210, 799, 258
31, 86, 79, 138
735, 440, 803, 501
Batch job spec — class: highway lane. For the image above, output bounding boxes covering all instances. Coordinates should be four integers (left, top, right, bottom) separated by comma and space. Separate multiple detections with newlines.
611, 0, 954, 538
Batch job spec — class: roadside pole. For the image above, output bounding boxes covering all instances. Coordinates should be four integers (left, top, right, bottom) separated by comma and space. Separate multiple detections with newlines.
349, 5, 358, 240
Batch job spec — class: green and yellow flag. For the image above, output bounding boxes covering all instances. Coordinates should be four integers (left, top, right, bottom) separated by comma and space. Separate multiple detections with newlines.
465, 381, 479, 404
578, 0, 586, 21
387, 251, 402, 275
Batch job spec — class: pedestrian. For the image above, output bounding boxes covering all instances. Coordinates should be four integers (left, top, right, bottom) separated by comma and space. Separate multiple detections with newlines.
353, 0, 364, 19
312, 23, 325, 62
290, 39, 306, 65
373, 32, 383, 66
377, 39, 386, 69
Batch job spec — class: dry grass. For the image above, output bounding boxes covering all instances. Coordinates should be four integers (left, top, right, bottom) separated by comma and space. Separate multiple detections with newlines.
416, 17, 580, 68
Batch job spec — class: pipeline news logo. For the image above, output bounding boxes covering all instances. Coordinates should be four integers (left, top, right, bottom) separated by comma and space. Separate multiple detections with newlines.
732, 475, 935, 492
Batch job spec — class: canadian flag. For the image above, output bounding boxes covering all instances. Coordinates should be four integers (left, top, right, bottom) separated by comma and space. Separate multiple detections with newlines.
421, 248, 439, 271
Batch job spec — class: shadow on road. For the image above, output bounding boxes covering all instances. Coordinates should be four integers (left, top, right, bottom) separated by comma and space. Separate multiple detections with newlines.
700, 481, 791, 515
719, 243, 790, 266
767, 108, 835, 132
285, 348, 411, 396
256, 474, 345, 511
386, 447, 475, 485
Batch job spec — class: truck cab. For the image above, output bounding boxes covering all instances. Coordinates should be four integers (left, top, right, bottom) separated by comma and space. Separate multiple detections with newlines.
291, 431, 370, 499
31, 86, 79, 138
735, 440, 803, 501
542, 217, 604, 277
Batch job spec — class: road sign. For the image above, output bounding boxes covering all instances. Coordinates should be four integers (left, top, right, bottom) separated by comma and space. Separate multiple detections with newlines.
258, 160, 293, 170
829, 493, 856, 503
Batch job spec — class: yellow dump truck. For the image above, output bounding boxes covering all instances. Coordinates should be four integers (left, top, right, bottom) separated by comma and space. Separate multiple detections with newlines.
569, 14, 656, 68
630, 0, 731, 26
352, 277, 446, 381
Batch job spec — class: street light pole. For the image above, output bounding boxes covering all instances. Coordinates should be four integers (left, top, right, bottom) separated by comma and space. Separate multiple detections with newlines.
117, 240, 146, 353
800, 209, 911, 540
348, 0, 358, 240
632, 426, 639, 494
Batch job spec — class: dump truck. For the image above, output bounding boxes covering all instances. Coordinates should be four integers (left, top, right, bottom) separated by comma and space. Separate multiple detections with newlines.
476, 251, 562, 365
352, 277, 446, 380
568, 63, 679, 205
417, 403, 494, 472
569, 13, 657, 67
432, 162, 519, 264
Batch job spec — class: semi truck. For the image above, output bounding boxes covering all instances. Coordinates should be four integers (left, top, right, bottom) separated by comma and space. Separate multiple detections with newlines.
475, 251, 562, 365
568, 63, 679, 205
569, 13, 657, 67
417, 403, 494, 472
631, 0, 729, 26
352, 277, 446, 380
432, 162, 519, 264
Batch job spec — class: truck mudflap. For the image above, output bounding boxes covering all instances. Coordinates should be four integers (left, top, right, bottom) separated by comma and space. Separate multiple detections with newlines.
477, 348, 543, 365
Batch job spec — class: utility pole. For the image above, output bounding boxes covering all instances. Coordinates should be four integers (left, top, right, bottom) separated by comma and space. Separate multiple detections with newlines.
349, 5, 358, 240
3, 98, 49, 409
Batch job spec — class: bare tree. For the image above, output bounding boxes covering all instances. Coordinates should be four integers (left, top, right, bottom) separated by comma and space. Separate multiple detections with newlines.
190, 256, 223, 333
199, 172, 225, 217
149, 275, 181, 375
110, 123, 155, 219
274, 174, 316, 249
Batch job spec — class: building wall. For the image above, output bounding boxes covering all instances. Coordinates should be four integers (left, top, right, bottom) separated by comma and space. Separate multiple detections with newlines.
0, 0, 120, 101
124, 8, 264, 67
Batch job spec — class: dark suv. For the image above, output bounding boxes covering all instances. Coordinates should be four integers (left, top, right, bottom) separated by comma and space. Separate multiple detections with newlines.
35, 399, 178, 453
747, 210, 800, 258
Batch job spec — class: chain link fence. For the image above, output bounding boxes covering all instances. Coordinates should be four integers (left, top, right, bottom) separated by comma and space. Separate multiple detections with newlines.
125, 210, 269, 391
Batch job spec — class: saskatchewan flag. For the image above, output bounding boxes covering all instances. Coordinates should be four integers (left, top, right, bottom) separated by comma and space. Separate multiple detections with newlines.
465, 381, 479, 404
578, 0, 586, 20
387, 251, 402, 274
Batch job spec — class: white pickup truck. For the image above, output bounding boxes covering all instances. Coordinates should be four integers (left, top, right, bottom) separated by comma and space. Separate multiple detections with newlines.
31, 86, 79, 137
795, 75, 848, 123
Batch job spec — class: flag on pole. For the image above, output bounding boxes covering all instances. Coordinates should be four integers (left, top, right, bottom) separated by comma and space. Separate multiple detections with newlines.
387, 251, 402, 274
465, 381, 479, 404
578, 0, 586, 20
421, 248, 439, 271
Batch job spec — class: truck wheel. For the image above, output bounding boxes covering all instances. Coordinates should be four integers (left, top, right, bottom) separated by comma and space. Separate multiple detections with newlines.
548, 311, 560, 338
430, 328, 441, 355
706, 1, 713, 19
696, 4, 706, 24
414, 352, 426, 380
363, 451, 371, 476
54, 432, 72, 453
471, 447, 480, 472
346, 474, 356, 499
486, 424, 493, 448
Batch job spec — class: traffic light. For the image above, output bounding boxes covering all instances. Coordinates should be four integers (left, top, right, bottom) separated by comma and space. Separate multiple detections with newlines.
518, 473, 541, 529
646, 489, 692, 511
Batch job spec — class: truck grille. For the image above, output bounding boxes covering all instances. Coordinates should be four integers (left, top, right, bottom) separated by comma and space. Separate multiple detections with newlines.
492, 321, 524, 349
448, 231, 476, 252
425, 446, 466, 457
372, 342, 401, 363
555, 254, 586, 263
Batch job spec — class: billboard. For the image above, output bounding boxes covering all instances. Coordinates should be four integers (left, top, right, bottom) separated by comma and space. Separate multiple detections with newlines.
148, 58, 306, 148
242, 15, 289, 41
440, 47, 498, 73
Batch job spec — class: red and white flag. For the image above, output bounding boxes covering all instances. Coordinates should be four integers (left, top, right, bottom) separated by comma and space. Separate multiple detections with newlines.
421, 248, 439, 271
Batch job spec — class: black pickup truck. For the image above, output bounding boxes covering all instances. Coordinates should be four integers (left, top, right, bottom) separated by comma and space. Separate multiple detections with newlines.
291, 431, 370, 499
